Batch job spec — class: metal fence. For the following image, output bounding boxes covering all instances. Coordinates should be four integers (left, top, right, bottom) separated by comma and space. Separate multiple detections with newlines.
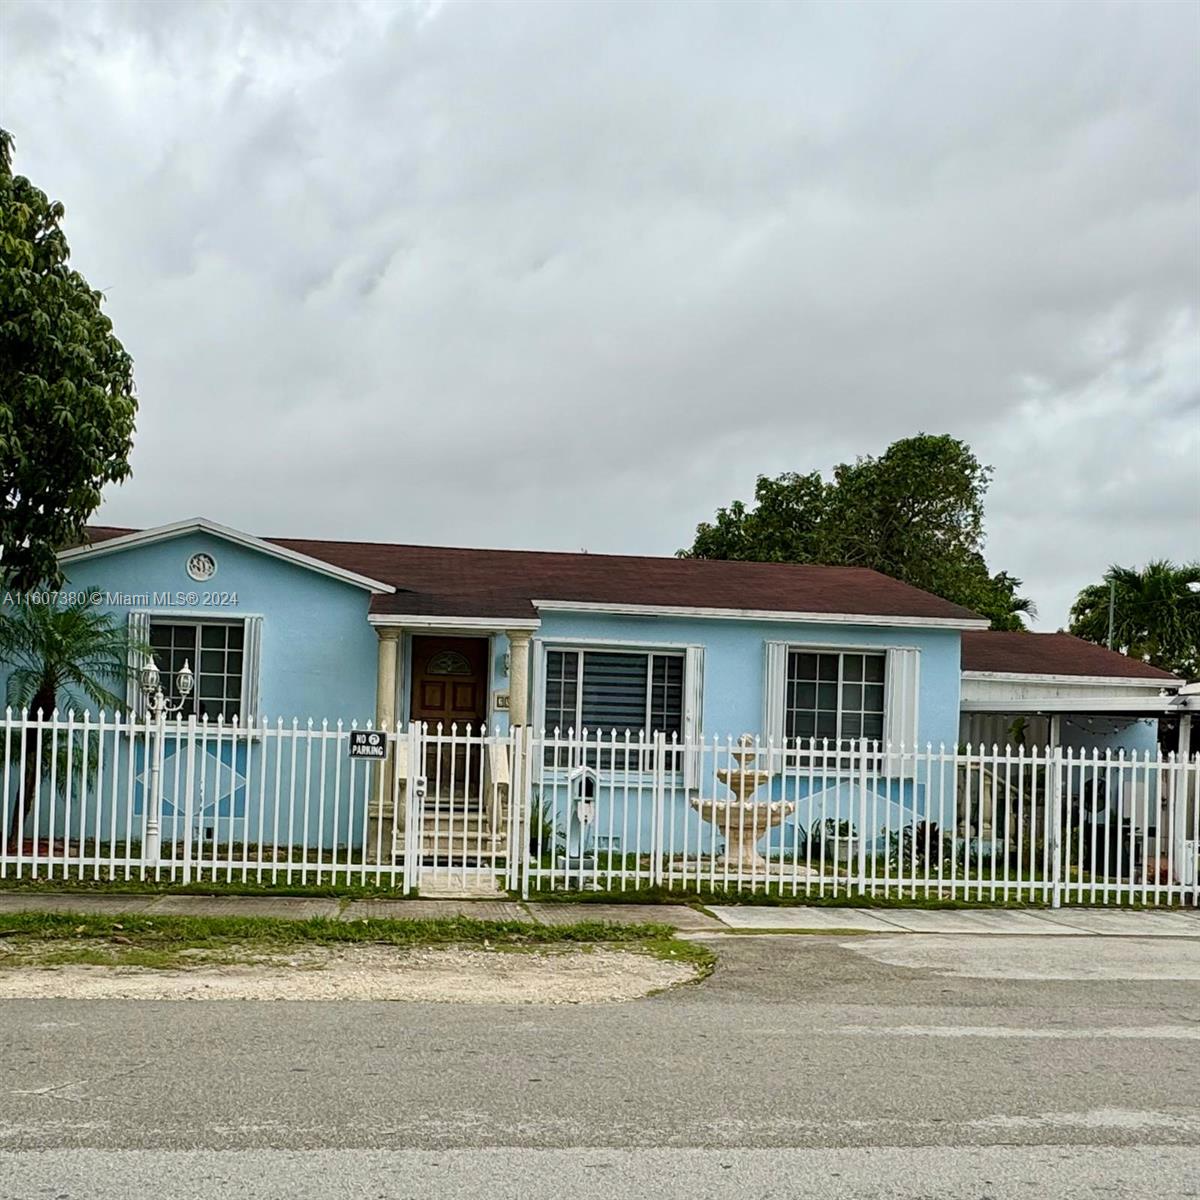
2, 709, 1197, 906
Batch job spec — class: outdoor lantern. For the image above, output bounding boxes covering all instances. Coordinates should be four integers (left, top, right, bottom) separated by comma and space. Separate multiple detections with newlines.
140, 654, 161, 695
177, 659, 194, 697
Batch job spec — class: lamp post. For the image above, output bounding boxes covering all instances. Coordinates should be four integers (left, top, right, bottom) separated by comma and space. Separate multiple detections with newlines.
139, 654, 194, 869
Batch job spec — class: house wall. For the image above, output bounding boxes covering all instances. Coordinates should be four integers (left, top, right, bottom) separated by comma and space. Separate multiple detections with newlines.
1, 531, 380, 723
0, 532, 382, 850
531, 610, 964, 748
527, 611, 964, 856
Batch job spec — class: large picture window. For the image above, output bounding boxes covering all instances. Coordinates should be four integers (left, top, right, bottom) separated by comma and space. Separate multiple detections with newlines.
543, 648, 685, 768
544, 649, 683, 737
784, 649, 885, 746
148, 621, 244, 721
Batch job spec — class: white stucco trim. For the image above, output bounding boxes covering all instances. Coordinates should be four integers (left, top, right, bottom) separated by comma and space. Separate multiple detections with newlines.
368, 614, 540, 631
962, 669, 1183, 689
538, 635, 700, 650
61, 519, 395, 595
530, 599, 989, 630
961, 696, 1178, 714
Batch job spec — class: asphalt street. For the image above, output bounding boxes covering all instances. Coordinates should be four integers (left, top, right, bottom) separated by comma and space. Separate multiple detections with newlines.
2, 933, 1198, 1198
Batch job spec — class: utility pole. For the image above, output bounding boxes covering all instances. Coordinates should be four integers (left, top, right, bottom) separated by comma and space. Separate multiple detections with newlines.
1106, 576, 1116, 650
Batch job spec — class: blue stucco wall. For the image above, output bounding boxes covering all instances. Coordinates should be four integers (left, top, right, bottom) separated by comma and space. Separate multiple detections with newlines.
2, 531, 380, 723
531, 610, 964, 747
526, 610, 964, 857
0, 531, 386, 852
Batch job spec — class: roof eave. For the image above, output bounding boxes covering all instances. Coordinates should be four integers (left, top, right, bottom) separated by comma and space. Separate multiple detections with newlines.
59, 518, 396, 595
531, 598, 990, 629
961, 669, 1183, 689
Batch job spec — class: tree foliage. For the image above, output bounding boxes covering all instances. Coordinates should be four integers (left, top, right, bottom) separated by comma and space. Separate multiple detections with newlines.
683, 434, 1033, 629
1069, 561, 1200, 681
0, 129, 137, 591
0, 597, 138, 845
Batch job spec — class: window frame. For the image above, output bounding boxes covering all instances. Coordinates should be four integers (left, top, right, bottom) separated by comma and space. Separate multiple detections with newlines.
146, 617, 248, 723
544, 645, 686, 738
781, 645, 888, 751
537, 640, 692, 773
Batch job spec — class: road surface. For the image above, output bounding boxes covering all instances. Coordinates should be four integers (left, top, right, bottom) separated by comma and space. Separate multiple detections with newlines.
2, 932, 1198, 1197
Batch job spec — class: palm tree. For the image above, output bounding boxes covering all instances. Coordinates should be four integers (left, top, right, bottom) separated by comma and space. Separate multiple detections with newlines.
1069, 561, 1200, 681
0, 599, 138, 847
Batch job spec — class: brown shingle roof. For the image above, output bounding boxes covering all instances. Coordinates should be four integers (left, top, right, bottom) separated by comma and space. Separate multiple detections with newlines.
961, 631, 1179, 681
78, 523, 987, 623
267, 537, 986, 623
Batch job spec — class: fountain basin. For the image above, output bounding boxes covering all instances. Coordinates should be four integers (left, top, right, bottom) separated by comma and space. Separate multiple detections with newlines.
690, 797, 796, 871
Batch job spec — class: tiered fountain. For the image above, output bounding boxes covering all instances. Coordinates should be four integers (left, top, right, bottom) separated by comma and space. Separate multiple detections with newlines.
690, 734, 795, 872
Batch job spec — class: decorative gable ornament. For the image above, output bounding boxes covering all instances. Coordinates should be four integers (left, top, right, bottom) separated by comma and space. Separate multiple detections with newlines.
186, 552, 217, 582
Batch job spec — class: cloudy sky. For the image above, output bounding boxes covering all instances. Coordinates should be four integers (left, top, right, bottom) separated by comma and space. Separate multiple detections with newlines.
3, 0, 1197, 628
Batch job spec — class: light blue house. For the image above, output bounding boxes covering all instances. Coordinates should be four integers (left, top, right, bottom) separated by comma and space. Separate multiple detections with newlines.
2, 517, 1187, 878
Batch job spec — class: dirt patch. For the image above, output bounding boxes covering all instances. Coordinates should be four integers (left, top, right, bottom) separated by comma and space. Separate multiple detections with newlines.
0, 944, 697, 1003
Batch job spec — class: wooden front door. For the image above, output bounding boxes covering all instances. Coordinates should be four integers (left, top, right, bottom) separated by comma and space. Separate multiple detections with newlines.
410, 636, 489, 801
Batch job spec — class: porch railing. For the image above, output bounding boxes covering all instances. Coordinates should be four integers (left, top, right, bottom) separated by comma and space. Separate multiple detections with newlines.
1, 709, 1197, 907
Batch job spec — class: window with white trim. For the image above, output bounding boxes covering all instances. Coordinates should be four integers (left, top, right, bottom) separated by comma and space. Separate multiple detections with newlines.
148, 620, 244, 721
784, 649, 885, 746
543, 648, 684, 767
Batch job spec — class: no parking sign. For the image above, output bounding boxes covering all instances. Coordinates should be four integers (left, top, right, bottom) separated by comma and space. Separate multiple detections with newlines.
348, 730, 387, 759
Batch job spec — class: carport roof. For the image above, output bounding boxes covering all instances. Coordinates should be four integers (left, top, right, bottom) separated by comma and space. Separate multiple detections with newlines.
961, 631, 1181, 683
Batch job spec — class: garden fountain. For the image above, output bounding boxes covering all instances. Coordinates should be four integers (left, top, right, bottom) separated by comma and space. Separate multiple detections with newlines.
690, 734, 795, 872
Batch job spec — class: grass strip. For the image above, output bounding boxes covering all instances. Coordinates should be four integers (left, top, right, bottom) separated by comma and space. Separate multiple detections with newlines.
0, 911, 715, 975
0, 910, 669, 946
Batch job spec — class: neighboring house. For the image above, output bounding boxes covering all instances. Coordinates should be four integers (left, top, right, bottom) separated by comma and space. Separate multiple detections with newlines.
12, 517, 1184, 755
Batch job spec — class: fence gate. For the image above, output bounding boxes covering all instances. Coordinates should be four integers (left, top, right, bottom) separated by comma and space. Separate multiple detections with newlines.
403, 723, 512, 894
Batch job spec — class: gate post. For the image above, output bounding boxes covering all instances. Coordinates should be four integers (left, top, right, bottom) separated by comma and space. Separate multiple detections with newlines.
515, 725, 531, 898
651, 732, 667, 888
857, 742, 870, 899
402, 722, 422, 894
1049, 744, 1064, 909
181, 716, 197, 885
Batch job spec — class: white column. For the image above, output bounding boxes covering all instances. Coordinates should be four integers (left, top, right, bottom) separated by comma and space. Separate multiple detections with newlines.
369, 628, 402, 863
507, 630, 532, 727
375, 628, 401, 732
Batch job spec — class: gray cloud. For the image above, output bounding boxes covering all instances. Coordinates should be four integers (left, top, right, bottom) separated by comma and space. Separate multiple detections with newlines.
3, 0, 1197, 626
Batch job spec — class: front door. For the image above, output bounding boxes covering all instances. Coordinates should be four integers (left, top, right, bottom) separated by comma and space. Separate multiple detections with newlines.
409, 636, 489, 801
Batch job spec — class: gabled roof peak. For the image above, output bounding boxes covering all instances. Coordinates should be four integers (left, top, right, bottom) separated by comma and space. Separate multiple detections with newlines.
62, 518, 395, 595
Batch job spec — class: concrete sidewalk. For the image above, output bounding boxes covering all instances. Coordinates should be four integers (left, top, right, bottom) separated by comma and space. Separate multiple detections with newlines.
0, 891, 1197, 937
706, 904, 1200, 937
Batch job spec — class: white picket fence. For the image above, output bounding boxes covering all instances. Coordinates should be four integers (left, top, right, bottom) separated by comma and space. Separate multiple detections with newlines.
1, 709, 1197, 907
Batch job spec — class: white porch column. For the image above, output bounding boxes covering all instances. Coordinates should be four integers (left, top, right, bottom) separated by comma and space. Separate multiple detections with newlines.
507, 630, 532, 727
1048, 715, 1061, 751
368, 628, 402, 864
375, 627, 401, 732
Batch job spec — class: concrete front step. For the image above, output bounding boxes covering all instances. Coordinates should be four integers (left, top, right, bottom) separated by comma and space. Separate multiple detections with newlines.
417, 868, 506, 898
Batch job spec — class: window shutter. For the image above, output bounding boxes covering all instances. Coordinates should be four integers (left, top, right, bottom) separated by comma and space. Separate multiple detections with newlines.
763, 641, 788, 766
126, 611, 150, 716
241, 616, 263, 721
883, 647, 920, 773
682, 645, 705, 789
531, 641, 546, 733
